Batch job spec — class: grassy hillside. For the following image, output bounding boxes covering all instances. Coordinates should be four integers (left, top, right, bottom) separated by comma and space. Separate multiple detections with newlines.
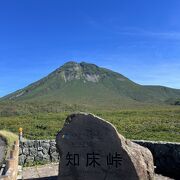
0, 106, 179, 142
0, 62, 180, 142
1, 62, 180, 107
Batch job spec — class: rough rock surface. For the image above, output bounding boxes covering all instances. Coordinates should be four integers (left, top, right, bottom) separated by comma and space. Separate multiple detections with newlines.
56, 113, 154, 180
154, 174, 174, 180
19, 140, 59, 165
133, 140, 180, 179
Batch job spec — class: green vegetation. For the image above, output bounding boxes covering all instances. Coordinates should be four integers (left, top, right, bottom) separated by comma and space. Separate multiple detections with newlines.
0, 62, 180, 142
2, 62, 180, 107
97, 107, 180, 142
0, 106, 179, 142
0, 130, 18, 160
0, 130, 18, 147
23, 160, 49, 167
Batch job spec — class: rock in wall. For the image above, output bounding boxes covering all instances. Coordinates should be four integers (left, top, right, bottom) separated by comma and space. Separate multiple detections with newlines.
19, 140, 59, 166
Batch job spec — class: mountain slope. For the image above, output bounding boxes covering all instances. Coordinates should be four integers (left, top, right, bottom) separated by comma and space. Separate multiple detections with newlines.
2, 61, 180, 108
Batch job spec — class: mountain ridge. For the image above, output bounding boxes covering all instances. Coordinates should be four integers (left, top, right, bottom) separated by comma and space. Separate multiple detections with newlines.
1, 61, 180, 108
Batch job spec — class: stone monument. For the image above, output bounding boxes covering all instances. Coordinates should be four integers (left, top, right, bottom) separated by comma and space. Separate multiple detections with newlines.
56, 113, 154, 180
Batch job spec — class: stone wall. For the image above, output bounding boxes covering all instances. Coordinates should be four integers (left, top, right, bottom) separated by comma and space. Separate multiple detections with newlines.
133, 140, 180, 179
19, 139, 180, 179
19, 140, 59, 166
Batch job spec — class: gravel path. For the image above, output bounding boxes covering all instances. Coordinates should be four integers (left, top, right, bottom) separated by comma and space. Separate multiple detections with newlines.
0, 137, 6, 166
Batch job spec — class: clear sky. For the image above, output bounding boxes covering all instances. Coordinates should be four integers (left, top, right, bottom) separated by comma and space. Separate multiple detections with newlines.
0, 0, 180, 97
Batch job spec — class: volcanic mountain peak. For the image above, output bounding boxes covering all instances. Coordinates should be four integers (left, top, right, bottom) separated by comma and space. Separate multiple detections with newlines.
1, 61, 180, 107
54, 61, 104, 83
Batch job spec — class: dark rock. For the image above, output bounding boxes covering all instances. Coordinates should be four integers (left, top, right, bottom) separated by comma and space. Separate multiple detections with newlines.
23, 148, 29, 155
43, 148, 49, 155
43, 154, 50, 161
29, 147, 37, 156
19, 154, 26, 165
38, 147, 43, 151
26, 156, 34, 164
51, 152, 59, 162
42, 142, 50, 150
50, 146, 57, 154
56, 113, 154, 180
35, 151, 44, 161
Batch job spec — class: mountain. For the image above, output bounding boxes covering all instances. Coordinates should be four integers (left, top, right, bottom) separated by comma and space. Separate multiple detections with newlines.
1, 61, 180, 109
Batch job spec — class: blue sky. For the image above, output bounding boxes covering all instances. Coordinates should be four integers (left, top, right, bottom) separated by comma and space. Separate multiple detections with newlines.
0, 0, 180, 97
